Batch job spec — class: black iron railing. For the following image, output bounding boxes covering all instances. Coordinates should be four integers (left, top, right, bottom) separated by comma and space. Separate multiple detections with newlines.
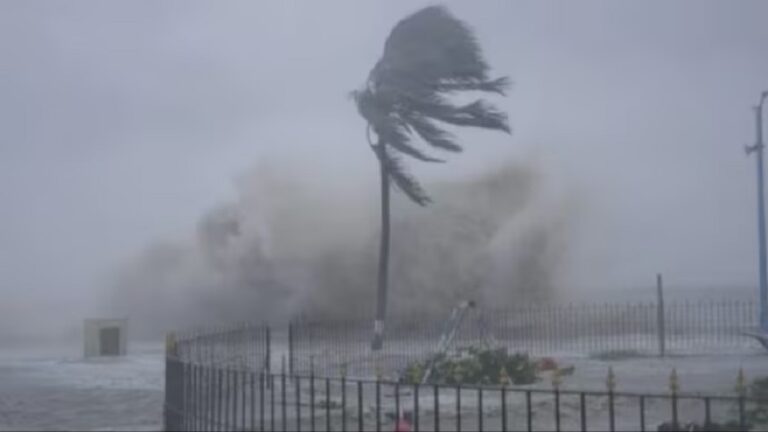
166, 359, 764, 432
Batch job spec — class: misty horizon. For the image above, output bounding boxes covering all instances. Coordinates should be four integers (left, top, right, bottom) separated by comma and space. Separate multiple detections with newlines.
1, 0, 768, 341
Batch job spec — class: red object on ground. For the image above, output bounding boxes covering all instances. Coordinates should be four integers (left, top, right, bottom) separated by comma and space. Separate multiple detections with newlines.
538, 357, 558, 371
394, 418, 412, 432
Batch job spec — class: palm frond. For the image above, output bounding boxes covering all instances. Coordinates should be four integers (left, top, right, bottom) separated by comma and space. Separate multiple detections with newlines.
401, 112, 463, 153
428, 100, 510, 132
356, 88, 444, 163
377, 145, 431, 206
431, 76, 511, 95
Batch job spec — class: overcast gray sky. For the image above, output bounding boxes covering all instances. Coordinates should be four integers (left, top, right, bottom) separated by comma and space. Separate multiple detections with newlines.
1, 0, 767, 326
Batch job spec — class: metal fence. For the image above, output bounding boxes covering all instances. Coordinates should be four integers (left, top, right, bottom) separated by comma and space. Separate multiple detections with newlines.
163, 300, 764, 430
289, 299, 759, 378
165, 359, 766, 431
174, 322, 272, 372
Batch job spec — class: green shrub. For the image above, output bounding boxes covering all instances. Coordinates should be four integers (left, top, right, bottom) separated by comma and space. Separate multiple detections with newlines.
400, 346, 539, 386
590, 349, 646, 361
744, 376, 768, 428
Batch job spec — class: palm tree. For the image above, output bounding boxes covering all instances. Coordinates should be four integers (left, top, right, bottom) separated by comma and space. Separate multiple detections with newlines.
353, 5, 510, 350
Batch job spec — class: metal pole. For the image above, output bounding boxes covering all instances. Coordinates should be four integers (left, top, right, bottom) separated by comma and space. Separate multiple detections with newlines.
656, 274, 665, 357
747, 91, 768, 331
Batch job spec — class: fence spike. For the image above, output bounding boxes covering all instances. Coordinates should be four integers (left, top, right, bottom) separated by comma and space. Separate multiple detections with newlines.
499, 365, 510, 387
606, 366, 616, 392
340, 361, 348, 379
375, 356, 383, 382
669, 368, 679, 394
736, 367, 747, 396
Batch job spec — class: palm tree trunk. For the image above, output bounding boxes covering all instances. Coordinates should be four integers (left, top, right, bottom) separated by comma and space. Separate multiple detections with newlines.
371, 143, 390, 351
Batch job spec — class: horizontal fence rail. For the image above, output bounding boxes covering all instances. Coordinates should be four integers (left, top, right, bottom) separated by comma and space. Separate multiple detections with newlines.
166, 364, 767, 432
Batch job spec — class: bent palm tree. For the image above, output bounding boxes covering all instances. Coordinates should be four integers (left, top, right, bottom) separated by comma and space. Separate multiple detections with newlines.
354, 5, 510, 350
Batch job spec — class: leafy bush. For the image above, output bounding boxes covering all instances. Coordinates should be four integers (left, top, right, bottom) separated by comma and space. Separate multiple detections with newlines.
656, 420, 743, 431
400, 346, 539, 386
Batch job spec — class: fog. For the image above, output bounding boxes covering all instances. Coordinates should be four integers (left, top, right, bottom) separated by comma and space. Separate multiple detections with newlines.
1, 1, 767, 341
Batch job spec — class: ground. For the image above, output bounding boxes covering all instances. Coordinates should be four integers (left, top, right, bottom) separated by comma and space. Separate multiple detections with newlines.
0, 342, 163, 431
1, 340, 767, 431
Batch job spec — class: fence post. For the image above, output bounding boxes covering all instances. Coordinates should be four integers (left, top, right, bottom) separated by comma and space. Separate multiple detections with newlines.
657, 273, 666, 357
737, 368, 748, 430
607, 367, 616, 432
164, 332, 183, 432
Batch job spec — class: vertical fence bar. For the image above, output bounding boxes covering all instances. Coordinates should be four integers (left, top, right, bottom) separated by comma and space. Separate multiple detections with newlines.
341, 376, 347, 432
270, 374, 275, 432
197, 364, 208, 431
266, 326, 272, 377
251, 373, 256, 432
501, 387, 507, 432
671, 394, 678, 429
200, 365, 206, 432
608, 391, 615, 432
281, 371, 287, 432
217, 368, 223, 432
223, 369, 229, 431
183, 362, 190, 432
310, 374, 316, 432
456, 386, 461, 432
414, 384, 420, 432
395, 383, 401, 431
288, 322, 294, 377
376, 380, 381, 432
239, 370, 245, 431
190, 363, 196, 432
164, 341, 183, 432
232, 370, 238, 431
639, 395, 645, 432
296, 377, 302, 432
579, 392, 586, 432
603, 303, 609, 353
181, 362, 188, 431
200, 365, 207, 432
207, 367, 217, 431
526, 390, 532, 432
357, 381, 363, 432
208, 365, 214, 432
259, 370, 266, 431
704, 397, 711, 428
739, 395, 746, 430
201, 364, 207, 432
325, 378, 331, 432
477, 388, 483, 432
205, 365, 211, 432
434, 385, 440, 432
554, 389, 561, 432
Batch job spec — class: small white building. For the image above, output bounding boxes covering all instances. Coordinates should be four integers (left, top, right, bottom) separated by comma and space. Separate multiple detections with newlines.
83, 318, 128, 357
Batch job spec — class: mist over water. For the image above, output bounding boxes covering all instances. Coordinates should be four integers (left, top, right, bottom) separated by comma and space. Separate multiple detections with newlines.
2, 0, 767, 346
108, 157, 576, 337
